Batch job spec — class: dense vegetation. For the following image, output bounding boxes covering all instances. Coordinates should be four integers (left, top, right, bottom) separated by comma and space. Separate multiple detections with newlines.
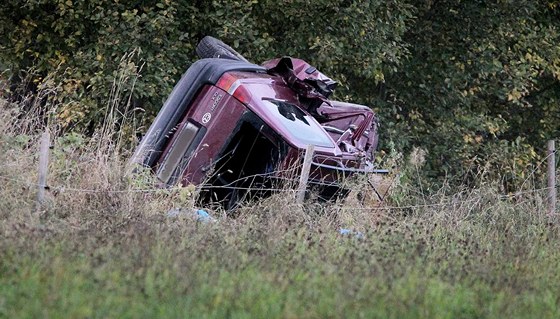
1, 0, 558, 186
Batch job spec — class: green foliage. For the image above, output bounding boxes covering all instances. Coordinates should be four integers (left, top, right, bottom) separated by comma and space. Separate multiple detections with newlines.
0, 0, 193, 128
0, 0, 412, 128
0, 0, 559, 186
382, 0, 560, 186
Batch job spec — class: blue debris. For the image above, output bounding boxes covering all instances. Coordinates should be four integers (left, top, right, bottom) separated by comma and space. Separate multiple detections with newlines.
195, 209, 213, 222
167, 208, 215, 223
339, 228, 364, 239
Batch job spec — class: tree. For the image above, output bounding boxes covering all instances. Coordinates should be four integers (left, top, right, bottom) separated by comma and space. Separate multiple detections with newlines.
381, 0, 560, 187
0, 0, 413, 132
1, 0, 558, 187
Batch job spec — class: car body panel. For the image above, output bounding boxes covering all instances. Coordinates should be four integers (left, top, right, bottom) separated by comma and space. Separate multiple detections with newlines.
132, 55, 381, 205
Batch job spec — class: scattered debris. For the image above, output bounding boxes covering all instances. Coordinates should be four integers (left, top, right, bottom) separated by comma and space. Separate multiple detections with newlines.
339, 228, 365, 239
166, 208, 215, 223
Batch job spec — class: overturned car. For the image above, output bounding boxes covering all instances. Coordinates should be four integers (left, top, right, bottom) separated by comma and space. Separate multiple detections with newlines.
131, 37, 383, 209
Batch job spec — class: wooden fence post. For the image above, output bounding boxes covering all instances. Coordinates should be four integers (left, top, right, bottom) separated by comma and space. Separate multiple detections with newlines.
36, 131, 51, 213
547, 140, 556, 216
296, 144, 315, 204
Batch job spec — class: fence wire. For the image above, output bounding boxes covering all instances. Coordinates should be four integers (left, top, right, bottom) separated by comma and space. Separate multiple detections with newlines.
1, 172, 558, 212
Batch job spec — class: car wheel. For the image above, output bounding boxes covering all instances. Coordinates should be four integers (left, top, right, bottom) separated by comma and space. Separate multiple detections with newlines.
196, 36, 249, 62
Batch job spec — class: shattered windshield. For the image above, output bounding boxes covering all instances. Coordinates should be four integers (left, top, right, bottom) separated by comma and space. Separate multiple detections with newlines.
264, 100, 334, 148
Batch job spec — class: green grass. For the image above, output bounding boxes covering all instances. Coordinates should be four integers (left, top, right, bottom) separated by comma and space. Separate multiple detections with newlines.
1, 229, 559, 319
1, 103, 560, 318
2, 200, 559, 318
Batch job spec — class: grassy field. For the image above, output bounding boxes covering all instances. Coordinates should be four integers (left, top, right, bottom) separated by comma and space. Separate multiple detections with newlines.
1, 103, 559, 318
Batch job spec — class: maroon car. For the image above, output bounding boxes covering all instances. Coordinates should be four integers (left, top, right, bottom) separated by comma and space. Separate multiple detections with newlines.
131, 37, 383, 208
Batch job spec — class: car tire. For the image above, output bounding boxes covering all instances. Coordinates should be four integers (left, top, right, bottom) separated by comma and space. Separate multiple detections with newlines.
196, 36, 248, 62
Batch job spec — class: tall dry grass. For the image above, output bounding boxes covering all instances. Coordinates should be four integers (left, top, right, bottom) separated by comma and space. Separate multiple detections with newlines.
1, 82, 560, 317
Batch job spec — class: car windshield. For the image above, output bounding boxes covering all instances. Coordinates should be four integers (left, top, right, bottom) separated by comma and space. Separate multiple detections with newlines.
264, 100, 334, 148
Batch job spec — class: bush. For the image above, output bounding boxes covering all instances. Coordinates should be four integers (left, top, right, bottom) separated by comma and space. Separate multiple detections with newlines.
1, 0, 558, 187
0, 0, 412, 130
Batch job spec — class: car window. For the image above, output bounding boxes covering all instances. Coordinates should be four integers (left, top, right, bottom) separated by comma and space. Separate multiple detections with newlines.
265, 100, 334, 148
